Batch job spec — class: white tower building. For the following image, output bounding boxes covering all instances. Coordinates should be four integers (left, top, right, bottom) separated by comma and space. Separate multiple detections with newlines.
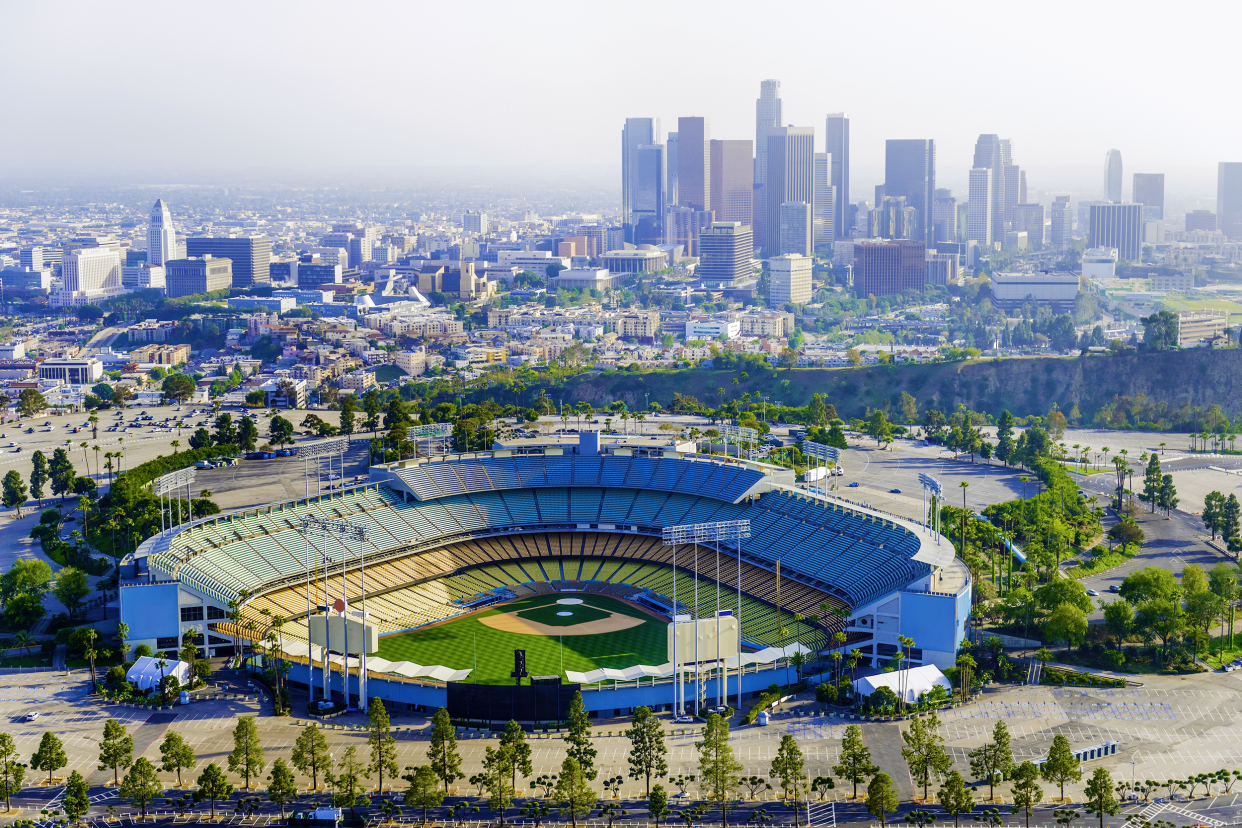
147, 199, 178, 266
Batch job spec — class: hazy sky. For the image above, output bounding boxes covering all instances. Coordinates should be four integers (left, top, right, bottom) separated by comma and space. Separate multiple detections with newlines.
2, 0, 1235, 199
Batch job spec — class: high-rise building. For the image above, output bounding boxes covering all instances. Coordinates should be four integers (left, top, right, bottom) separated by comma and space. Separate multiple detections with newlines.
967, 168, 994, 248
709, 139, 753, 225
754, 80, 782, 186
932, 193, 957, 244
165, 256, 233, 298
1104, 149, 1123, 202
185, 235, 271, 287
677, 117, 710, 212
778, 201, 813, 256
665, 207, 713, 257
764, 126, 815, 256
331, 223, 378, 264
824, 114, 850, 239
769, 254, 813, 305
147, 199, 178, 267
813, 153, 835, 254
972, 135, 1009, 237
630, 143, 667, 246
1003, 164, 1023, 223
884, 139, 935, 242
52, 247, 125, 307
870, 197, 916, 240
666, 132, 679, 206
697, 222, 753, 288
622, 117, 661, 242
1217, 162, 1242, 240
1011, 203, 1046, 250
1132, 174, 1165, 220
462, 211, 487, 234
1186, 209, 1217, 232
1089, 202, 1143, 260
19, 246, 43, 271
853, 239, 926, 297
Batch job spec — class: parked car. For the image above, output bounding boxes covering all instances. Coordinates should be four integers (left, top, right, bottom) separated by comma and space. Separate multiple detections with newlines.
1108, 584, 1121, 593
1086, 589, 1100, 597
22, 712, 40, 722
756, 711, 770, 726
889, 488, 902, 494
848, 482, 860, 487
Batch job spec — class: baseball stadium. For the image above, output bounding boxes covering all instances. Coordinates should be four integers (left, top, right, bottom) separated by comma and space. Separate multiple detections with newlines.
119, 432, 970, 717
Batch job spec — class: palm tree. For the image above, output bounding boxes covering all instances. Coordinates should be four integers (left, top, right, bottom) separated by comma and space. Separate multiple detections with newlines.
1159, 441, 1166, 455
80, 441, 90, 473
13, 631, 35, 655
156, 656, 168, 706
1019, 476, 1029, 499
92, 444, 101, 478
170, 440, 180, 455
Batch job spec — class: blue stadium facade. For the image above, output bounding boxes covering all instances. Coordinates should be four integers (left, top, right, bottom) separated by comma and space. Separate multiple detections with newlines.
120, 434, 970, 715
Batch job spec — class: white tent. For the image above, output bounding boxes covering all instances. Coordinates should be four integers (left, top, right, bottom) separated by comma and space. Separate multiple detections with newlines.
126, 656, 191, 691
853, 664, 950, 703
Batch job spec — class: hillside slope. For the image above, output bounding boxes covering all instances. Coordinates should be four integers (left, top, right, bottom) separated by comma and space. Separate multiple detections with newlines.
557, 349, 1242, 423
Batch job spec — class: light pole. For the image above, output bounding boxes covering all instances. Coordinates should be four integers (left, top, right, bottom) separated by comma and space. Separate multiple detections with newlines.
299, 516, 370, 712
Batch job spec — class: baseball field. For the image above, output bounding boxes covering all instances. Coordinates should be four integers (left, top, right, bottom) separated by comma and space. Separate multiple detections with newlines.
374, 592, 669, 683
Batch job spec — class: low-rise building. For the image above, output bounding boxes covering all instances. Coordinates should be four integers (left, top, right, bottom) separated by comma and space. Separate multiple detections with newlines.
1178, 310, 1228, 347
393, 348, 427, 377
685, 318, 741, 340
339, 369, 376, 392
130, 344, 191, 365
228, 296, 297, 313
38, 356, 103, 384
259, 377, 308, 408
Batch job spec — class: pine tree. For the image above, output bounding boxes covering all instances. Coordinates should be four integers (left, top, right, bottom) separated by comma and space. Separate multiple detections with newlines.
194, 763, 234, 819
228, 716, 266, 790
368, 698, 399, 793
402, 765, 445, 824
1158, 475, 1178, 516
626, 706, 668, 797
554, 756, 597, 828
266, 758, 300, 820
159, 731, 198, 789
770, 734, 807, 804
833, 724, 877, 800
649, 784, 671, 828
1083, 768, 1118, 828
865, 773, 899, 828
119, 757, 163, 819
1224, 494, 1241, 542
427, 707, 462, 792
968, 721, 1014, 802
31, 731, 67, 786
901, 712, 951, 801
292, 723, 332, 790
1009, 762, 1043, 828
1039, 734, 1082, 803
499, 719, 533, 795
62, 770, 89, 824
1141, 454, 1162, 511
0, 732, 24, 812
565, 691, 597, 781
995, 410, 1015, 465
98, 719, 134, 787
330, 744, 371, 816
1203, 491, 1225, 539
483, 745, 515, 824
696, 713, 743, 827
29, 450, 48, 508
937, 771, 974, 828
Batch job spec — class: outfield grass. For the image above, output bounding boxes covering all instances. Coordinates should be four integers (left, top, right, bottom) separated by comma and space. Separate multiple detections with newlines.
376, 593, 667, 683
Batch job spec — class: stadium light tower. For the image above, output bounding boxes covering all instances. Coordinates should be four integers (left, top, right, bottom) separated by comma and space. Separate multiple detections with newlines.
298, 516, 370, 712
663, 519, 751, 714
408, 423, 453, 458
919, 473, 943, 544
802, 440, 840, 495
155, 467, 196, 532
301, 437, 350, 498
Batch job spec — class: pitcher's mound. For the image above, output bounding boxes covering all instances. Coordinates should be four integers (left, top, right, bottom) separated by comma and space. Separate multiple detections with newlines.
479, 603, 645, 636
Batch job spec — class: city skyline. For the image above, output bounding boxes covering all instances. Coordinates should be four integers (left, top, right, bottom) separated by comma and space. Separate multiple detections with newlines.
0, 0, 1236, 202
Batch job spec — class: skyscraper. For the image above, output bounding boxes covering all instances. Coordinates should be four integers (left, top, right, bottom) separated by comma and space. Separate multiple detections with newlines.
769, 254, 813, 305
764, 127, 815, 257
1186, 209, 1217, 232
853, 239, 926, 297
622, 118, 661, 242
1003, 164, 1023, 223
1217, 162, 1242, 240
1132, 174, 1165, 220
630, 143, 666, 246
147, 199, 177, 267
1011, 203, 1046, 250
677, 117, 710, 212
186, 235, 272, 287
932, 192, 957, 244
697, 222, 753, 288
709, 139, 753, 224
754, 80, 782, 186
813, 152, 836, 254
967, 168, 993, 248
972, 135, 1009, 237
824, 114, 850, 238
779, 201, 813, 256
666, 132, 679, 207
1104, 149, 1123, 202
1089, 202, 1143, 260
884, 139, 935, 242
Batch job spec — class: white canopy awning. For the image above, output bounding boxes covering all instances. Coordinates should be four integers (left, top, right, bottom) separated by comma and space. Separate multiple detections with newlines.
566, 643, 810, 684
274, 641, 472, 682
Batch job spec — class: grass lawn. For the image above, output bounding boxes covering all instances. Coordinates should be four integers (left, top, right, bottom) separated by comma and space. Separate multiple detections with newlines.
376, 593, 667, 683
374, 365, 408, 383
0, 655, 50, 668
1070, 544, 1138, 578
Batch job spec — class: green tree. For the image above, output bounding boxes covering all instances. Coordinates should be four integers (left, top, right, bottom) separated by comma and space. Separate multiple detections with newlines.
119, 757, 163, 819
1158, 474, 1178, 515
31, 730, 67, 785
237, 417, 258, 451
49, 447, 74, 500
498, 719, 533, 797
1009, 762, 1043, 828
626, 706, 668, 797
17, 388, 48, 418
1046, 603, 1088, 653
63, 769, 90, 824
1203, 491, 1226, 539
340, 395, 358, 435
1224, 493, 1241, 543
866, 409, 894, 448
565, 690, 597, 780
53, 567, 90, 619
269, 415, 294, 447
968, 721, 1014, 802
1040, 734, 1082, 802
368, 698, 399, 793
483, 744, 515, 824
2, 470, 27, 518
159, 731, 197, 789
1082, 768, 1118, 828
194, 763, 234, 819
0, 732, 25, 812
1140, 453, 1162, 511
866, 772, 900, 828
98, 718, 134, 786
995, 411, 1015, 464
1102, 600, 1133, 649
649, 783, 671, 828
427, 707, 462, 792
403, 765, 445, 824
266, 758, 300, 820
554, 756, 597, 828
29, 450, 48, 508
1140, 310, 1179, 351
901, 712, 950, 801
833, 724, 878, 800
161, 373, 197, 404
330, 744, 371, 815
697, 713, 743, 827
214, 413, 237, 445
937, 771, 974, 828
292, 723, 332, 790
770, 733, 807, 804
228, 715, 266, 790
